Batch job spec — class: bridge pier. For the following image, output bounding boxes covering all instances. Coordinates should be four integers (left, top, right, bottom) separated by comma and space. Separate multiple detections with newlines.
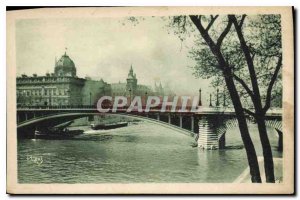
179, 115, 182, 128
218, 132, 226, 149
157, 114, 160, 121
191, 116, 194, 132
198, 116, 218, 149
276, 129, 283, 151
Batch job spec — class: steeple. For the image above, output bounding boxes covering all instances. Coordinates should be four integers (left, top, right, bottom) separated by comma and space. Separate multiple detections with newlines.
126, 64, 138, 94
128, 65, 135, 79
128, 65, 134, 76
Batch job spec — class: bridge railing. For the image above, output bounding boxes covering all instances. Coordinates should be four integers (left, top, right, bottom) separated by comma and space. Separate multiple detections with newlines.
17, 111, 80, 126
16, 105, 282, 116
17, 105, 97, 109
17, 105, 198, 112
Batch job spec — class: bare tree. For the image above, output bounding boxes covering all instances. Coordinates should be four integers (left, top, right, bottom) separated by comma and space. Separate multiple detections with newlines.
178, 14, 281, 182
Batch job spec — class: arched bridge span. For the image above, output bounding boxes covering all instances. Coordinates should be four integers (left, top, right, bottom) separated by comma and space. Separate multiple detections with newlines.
17, 111, 196, 139
197, 115, 282, 150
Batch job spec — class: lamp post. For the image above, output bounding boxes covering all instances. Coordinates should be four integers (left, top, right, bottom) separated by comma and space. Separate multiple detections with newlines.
22, 90, 26, 107
89, 92, 92, 106
216, 88, 220, 107
223, 90, 226, 107
49, 89, 52, 107
199, 88, 202, 106
42, 86, 45, 106
129, 88, 132, 106
145, 91, 148, 107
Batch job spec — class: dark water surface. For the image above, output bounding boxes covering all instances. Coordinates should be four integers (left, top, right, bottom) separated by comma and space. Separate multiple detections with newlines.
18, 122, 282, 183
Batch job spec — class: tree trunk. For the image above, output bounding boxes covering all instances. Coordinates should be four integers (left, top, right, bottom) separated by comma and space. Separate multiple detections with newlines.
224, 72, 262, 183
229, 15, 276, 183
188, 15, 262, 182
256, 115, 275, 182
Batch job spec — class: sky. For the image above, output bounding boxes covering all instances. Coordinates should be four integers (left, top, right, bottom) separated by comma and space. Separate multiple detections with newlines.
15, 16, 212, 103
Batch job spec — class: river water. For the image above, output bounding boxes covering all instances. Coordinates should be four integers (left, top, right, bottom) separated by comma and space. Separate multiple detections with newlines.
18, 122, 282, 183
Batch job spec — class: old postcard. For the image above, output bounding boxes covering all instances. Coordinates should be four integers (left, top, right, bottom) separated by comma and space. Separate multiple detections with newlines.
6, 7, 294, 194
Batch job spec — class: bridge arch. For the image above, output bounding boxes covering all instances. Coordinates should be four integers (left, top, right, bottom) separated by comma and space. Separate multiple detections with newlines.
197, 114, 282, 150
216, 117, 282, 150
17, 112, 196, 139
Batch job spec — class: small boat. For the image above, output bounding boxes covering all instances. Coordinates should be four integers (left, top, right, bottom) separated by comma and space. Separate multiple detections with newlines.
90, 122, 128, 130
34, 130, 43, 136
34, 128, 83, 139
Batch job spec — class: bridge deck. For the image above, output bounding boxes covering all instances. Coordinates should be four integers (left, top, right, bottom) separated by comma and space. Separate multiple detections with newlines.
16, 106, 282, 116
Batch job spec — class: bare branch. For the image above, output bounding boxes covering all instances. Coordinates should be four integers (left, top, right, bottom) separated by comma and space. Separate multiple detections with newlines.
239, 15, 247, 28
182, 16, 187, 32
205, 15, 219, 32
216, 16, 233, 47
190, 15, 233, 72
233, 73, 255, 100
263, 55, 282, 113
244, 108, 256, 117
251, 52, 256, 61
230, 15, 262, 106
189, 15, 217, 49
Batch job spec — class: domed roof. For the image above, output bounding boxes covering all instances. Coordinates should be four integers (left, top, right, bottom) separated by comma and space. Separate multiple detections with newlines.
56, 53, 75, 68
54, 52, 76, 77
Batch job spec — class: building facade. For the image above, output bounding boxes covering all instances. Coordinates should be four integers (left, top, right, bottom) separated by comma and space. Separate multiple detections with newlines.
17, 75, 84, 106
16, 52, 110, 106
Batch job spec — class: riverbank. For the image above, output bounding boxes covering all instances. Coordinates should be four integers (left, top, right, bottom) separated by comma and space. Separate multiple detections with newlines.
234, 157, 283, 183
